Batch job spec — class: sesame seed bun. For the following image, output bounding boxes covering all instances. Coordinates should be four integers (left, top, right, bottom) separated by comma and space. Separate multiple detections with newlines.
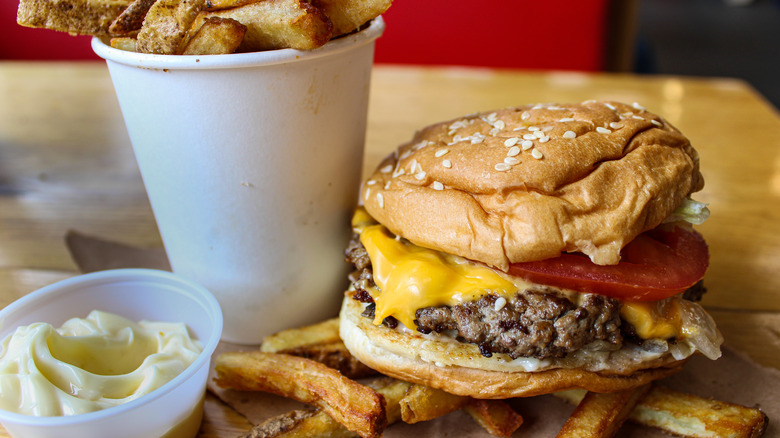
361, 101, 703, 270
339, 295, 686, 398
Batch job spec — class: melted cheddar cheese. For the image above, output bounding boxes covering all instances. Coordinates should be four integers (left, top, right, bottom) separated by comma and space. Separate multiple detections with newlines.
352, 209, 685, 341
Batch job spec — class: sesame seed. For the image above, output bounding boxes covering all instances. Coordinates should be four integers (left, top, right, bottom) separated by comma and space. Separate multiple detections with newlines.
392, 167, 405, 177
609, 122, 623, 129
534, 131, 546, 139
528, 126, 540, 132
563, 130, 577, 139
380, 164, 393, 173
596, 127, 612, 134
538, 136, 550, 143
384, 181, 391, 190
547, 106, 563, 110
489, 127, 500, 136
532, 104, 544, 110
604, 102, 616, 110
399, 149, 411, 159
504, 157, 519, 165
377, 193, 384, 208
414, 171, 426, 180
521, 111, 530, 120
651, 119, 663, 127
435, 148, 449, 157
504, 137, 520, 147
544, 126, 554, 132
494, 163, 511, 171
512, 126, 526, 131
523, 134, 536, 140
364, 188, 370, 200
559, 117, 575, 122
486, 112, 498, 123
449, 120, 468, 131
632, 115, 644, 120
412, 141, 427, 150
410, 159, 420, 174
493, 120, 505, 130
632, 102, 646, 111
471, 133, 486, 144
531, 149, 543, 159
507, 146, 521, 157
366, 180, 377, 185
494, 296, 507, 311
521, 140, 534, 150
432, 181, 444, 190
442, 159, 452, 168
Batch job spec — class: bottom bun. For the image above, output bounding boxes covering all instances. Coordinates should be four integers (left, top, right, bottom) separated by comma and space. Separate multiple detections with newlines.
339, 295, 686, 399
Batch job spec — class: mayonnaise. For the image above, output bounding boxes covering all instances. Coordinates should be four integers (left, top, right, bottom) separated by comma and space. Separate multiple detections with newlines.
0, 310, 202, 416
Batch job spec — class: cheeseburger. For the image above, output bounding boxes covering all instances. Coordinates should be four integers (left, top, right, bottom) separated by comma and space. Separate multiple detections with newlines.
339, 101, 722, 399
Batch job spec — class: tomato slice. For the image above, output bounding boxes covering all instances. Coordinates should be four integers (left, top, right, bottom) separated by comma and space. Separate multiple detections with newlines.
507, 226, 709, 301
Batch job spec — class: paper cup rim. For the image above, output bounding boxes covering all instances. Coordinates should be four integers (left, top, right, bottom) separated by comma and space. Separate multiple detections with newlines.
91, 15, 385, 70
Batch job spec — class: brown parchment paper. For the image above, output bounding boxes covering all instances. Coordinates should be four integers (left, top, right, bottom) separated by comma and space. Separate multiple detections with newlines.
66, 231, 780, 437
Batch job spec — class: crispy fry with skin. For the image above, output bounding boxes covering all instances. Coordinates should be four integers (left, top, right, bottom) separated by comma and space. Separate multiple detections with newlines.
204, 0, 258, 10
465, 399, 524, 438
399, 384, 469, 424
110, 36, 138, 51
16, 0, 133, 36
192, 0, 333, 51
215, 351, 386, 438
309, 0, 390, 37
136, 0, 206, 54
109, 0, 156, 35
261, 318, 342, 352
273, 342, 378, 379
182, 16, 246, 54
633, 386, 768, 438
554, 386, 768, 438
260, 318, 377, 379
556, 385, 652, 438
240, 378, 412, 438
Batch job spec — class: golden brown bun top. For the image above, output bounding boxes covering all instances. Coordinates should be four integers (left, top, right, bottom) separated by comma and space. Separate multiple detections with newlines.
361, 101, 704, 270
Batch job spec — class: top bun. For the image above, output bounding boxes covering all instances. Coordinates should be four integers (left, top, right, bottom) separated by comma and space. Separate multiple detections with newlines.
361, 101, 704, 270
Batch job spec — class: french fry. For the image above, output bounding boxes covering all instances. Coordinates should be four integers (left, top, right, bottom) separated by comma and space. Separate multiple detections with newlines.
16, 0, 133, 36
554, 386, 768, 438
309, 0, 391, 37
260, 318, 377, 379
136, 0, 206, 54
241, 409, 356, 438
192, 0, 333, 51
108, 0, 156, 35
556, 385, 652, 438
632, 385, 768, 438
204, 0, 258, 10
110, 36, 138, 51
260, 318, 342, 352
240, 378, 412, 438
181, 16, 246, 54
399, 384, 469, 424
464, 399, 524, 438
215, 351, 386, 438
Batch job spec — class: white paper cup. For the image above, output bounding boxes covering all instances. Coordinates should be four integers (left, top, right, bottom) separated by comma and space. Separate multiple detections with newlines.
92, 18, 384, 344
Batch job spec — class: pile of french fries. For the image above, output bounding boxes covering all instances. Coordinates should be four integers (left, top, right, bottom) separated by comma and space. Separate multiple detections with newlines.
16, 0, 391, 55
214, 318, 768, 438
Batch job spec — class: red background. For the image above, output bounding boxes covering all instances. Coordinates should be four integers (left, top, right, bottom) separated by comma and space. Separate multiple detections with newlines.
2, 0, 614, 71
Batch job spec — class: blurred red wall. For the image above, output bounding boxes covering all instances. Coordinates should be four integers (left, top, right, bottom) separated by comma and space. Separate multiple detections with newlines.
3, 0, 614, 70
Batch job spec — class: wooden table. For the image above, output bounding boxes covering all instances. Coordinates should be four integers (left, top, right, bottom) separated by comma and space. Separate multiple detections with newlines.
0, 63, 778, 436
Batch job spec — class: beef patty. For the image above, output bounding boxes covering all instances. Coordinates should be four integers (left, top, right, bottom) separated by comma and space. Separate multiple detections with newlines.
345, 234, 701, 360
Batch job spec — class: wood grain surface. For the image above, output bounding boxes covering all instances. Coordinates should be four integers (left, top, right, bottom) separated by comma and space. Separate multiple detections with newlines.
0, 62, 778, 437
